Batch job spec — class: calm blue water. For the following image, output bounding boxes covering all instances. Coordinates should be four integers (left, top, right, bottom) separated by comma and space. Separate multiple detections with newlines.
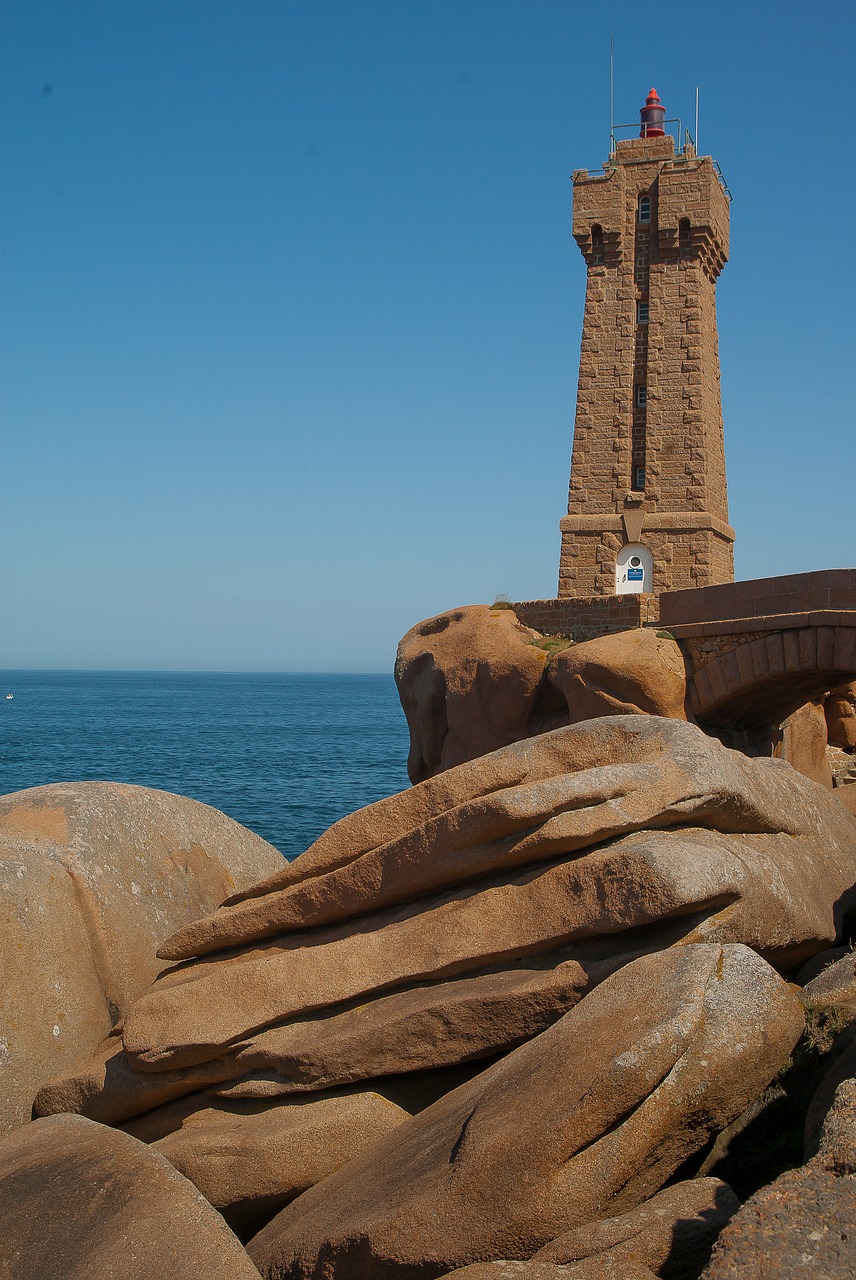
0, 671, 411, 860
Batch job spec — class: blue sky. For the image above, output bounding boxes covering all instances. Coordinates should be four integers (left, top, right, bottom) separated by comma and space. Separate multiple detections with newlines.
2, 0, 853, 671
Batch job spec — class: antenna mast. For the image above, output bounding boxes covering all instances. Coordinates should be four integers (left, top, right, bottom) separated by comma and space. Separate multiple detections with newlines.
695, 85, 699, 152
609, 33, 615, 157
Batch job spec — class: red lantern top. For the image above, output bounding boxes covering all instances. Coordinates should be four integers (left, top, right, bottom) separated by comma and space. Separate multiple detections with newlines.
639, 87, 666, 138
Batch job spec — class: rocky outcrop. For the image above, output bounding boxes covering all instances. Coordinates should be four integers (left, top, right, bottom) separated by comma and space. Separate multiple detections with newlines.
246, 945, 801, 1279
0, 782, 285, 1134
150, 1089, 409, 1238
395, 605, 550, 783
826, 681, 856, 750
0, 1112, 263, 1279
701, 1081, 856, 1279
778, 699, 833, 788
8, 709, 856, 1280
395, 611, 692, 784
547, 628, 688, 724
35, 717, 856, 1127
533, 1178, 740, 1279
36, 962, 593, 1126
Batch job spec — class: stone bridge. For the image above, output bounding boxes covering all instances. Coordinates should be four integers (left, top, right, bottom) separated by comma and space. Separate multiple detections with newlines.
658, 570, 856, 728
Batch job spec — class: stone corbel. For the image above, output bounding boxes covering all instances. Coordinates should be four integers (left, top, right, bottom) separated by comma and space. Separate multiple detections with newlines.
622, 507, 645, 544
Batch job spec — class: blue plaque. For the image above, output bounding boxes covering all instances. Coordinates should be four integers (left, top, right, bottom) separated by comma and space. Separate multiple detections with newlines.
627, 567, 644, 581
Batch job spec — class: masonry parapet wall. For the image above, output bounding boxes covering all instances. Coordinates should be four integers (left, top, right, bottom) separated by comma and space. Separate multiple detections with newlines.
513, 594, 660, 637
659, 569, 856, 627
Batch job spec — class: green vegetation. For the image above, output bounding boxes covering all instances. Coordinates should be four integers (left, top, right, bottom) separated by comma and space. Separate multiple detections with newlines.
802, 1001, 851, 1056
490, 594, 514, 610
529, 635, 575, 656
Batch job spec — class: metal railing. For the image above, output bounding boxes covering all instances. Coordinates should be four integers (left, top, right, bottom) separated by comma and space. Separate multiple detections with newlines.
609, 117, 686, 156
573, 124, 731, 201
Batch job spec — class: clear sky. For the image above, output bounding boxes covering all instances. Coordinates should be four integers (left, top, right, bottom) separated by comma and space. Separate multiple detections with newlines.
3, 0, 854, 671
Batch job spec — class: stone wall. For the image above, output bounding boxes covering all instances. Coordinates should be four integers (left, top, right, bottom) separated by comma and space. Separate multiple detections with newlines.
513, 593, 660, 637
659, 569, 856, 627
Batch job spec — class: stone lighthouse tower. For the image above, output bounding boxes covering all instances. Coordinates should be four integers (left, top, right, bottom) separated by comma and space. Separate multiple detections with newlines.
558, 88, 734, 599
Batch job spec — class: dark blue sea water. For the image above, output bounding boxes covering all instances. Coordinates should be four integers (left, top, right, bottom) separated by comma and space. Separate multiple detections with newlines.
0, 671, 411, 860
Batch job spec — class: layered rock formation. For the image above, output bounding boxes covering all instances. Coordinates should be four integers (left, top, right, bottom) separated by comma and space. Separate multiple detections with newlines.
3, 681, 856, 1278
247, 944, 799, 1278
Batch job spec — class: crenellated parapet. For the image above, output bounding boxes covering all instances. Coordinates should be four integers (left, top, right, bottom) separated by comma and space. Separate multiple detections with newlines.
657, 157, 730, 280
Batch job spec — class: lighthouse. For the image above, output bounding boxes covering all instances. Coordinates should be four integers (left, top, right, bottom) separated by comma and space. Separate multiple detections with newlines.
558, 88, 734, 598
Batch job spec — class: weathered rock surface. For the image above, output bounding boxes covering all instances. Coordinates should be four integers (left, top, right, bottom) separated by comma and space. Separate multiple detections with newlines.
804, 1032, 856, 1161
36, 717, 856, 1125
778, 699, 833, 787
826, 680, 856, 749
36, 960, 594, 1125
701, 1087, 856, 1280
440, 1265, 658, 1280
151, 1089, 409, 1238
835, 782, 856, 817
395, 605, 549, 783
246, 944, 801, 1280
0, 1112, 262, 1278
802, 950, 856, 1010
813, 1074, 856, 1172
547, 628, 688, 725
795, 946, 849, 986
394, 612, 693, 785
157, 715, 856, 967
534, 1178, 739, 1279
0, 781, 284, 1134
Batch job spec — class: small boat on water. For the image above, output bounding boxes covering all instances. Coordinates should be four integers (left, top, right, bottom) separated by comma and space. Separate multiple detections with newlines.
5, 694, 13, 700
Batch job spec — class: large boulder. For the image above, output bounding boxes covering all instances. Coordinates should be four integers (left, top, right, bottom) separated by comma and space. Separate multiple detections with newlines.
547, 628, 688, 724
246, 944, 801, 1280
533, 1178, 740, 1279
394, 611, 692, 785
826, 681, 856, 750
0, 1112, 263, 1279
777, 700, 832, 788
0, 782, 284, 1133
700, 1088, 856, 1279
36, 961, 593, 1125
151, 1089, 409, 1238
36, 717, 856, 1127
395, 605, 550, 783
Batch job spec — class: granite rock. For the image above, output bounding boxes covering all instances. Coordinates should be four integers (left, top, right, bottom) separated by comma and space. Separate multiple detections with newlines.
153, 1089, 409, 1238
0, 1112, 262, 1279
826, 681, 856, 750
246, 944, 801, 1280
547, 628, 688, 725
534, 1178, 740, 1280
395, 605, 549, 783
0, 781, 284, 1133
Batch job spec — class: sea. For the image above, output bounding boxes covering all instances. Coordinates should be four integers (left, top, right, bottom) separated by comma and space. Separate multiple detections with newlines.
0, 671, 411, 860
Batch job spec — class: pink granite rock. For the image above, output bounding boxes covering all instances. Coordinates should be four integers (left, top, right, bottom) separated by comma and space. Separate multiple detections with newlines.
0, 1113, 263, 1278
0, 781, 284, 1134
247, 944, 801, 1280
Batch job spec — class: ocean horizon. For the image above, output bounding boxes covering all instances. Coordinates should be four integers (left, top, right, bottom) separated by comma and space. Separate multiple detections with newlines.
0, 670, 411, 860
